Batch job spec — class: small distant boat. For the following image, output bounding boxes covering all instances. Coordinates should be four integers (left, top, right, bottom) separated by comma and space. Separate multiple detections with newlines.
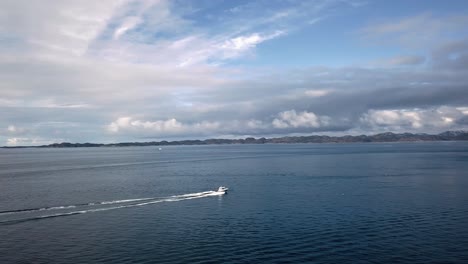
217, 186, 229, 194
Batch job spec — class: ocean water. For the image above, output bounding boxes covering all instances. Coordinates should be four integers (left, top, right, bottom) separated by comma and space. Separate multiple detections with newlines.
1, 142, 468, 263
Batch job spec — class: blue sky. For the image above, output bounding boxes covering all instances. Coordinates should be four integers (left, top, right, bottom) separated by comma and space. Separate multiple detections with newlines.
1, 0, 468, 145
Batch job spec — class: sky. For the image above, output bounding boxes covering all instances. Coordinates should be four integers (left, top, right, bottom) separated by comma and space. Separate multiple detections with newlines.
1, 0, 468, 146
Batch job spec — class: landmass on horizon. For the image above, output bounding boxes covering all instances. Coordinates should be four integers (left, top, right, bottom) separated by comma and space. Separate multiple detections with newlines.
2, 131, 467, 148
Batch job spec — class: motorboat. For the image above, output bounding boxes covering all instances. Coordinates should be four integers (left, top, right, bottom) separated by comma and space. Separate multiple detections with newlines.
217, 186, 229, 194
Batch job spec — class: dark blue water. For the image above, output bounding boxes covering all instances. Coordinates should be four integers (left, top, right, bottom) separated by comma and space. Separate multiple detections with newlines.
1, 142, 468, 263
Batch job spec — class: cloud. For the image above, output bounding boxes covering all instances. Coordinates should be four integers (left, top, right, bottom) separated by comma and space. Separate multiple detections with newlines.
0, 1, 467, 146
432, 39, 468, 70
85, 0, 347, 66
5, 136, 62, 146
6, 138, 19, 146
359, 13, 468, 48
387, 55, 425, 66
360, 107, 468, 132
0, 0, 125, 56
0, 0, 353, 68
221, 31, 284, 51
106, 116, 271, 138
7, 125, 16, 132
272, 110, 330, 129
2, 47, 468, 145
107, 117, 184, 133
361, 109, 424, 129
2, 121, 82, 145
106, 110, 340, 139
113, 16, 143, 39
165, 31, 285, 66
107, 117, 220, 137
304, 89, 331, 97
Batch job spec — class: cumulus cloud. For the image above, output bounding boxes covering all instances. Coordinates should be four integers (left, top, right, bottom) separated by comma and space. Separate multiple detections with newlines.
360, 107, 468, 132
7, 125, 16, 132
6, 138, 20, 146
106, 110, 341, 139
107, 117, 185, 134
272, 110, 330, 129
5, 137, 61, 146
361, 109, 424, 129
106, 116, 272, 138
107, 117, 220, 137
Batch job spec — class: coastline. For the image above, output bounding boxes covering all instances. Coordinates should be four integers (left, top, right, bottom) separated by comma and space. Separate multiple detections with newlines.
2, 131, 467, 148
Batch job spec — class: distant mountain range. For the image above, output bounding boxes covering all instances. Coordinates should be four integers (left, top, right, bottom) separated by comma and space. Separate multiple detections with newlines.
3, 131, 467, 148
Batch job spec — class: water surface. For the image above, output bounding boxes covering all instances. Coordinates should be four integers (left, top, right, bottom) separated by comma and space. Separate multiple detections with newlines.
1, 142, 468, 263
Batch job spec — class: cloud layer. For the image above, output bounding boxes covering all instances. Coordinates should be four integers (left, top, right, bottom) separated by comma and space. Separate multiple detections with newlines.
1, 1, 467, 145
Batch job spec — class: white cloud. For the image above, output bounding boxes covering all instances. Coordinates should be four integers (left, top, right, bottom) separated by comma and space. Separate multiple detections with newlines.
246, 120, 267, 130
169, 31, 285, 66
107, 117, 131, 133
222, 31, 284, 51
223, 34, 263, 51
6, 138, 19, 146
0, 0, 126, 56
113, 16, 143, 39
5, 125, 26, 135
105, 112, 338, 140
0, 0, 333, 68
361, 109, 422, 128
5, 137, 56, 146
458, 107, 468, 115
360, 107, 468, 131
304, 89, 330, 97
107, 116, 221, 136
272, 110, 329, 129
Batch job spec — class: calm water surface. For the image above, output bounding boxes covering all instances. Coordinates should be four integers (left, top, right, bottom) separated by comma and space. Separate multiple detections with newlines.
1, 142, 468, 263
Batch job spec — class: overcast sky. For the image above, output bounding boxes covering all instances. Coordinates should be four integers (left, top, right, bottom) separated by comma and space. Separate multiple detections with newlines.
1, 0, 468, 145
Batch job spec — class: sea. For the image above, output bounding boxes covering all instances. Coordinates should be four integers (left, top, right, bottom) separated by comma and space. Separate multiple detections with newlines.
1, 142, 467, 263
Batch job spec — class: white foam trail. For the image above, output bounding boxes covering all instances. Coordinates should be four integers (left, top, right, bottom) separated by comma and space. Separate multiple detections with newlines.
48, 191, 223, 216
0, 197, 159, 216
171, 191, 213, 198
47, 205, 76, 210
0, 190, 225, 224
99, 197, 156, 205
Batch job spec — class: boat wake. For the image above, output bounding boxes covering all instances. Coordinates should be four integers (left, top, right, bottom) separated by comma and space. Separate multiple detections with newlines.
0, 189, 226, 225
0, 197, 158, 216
